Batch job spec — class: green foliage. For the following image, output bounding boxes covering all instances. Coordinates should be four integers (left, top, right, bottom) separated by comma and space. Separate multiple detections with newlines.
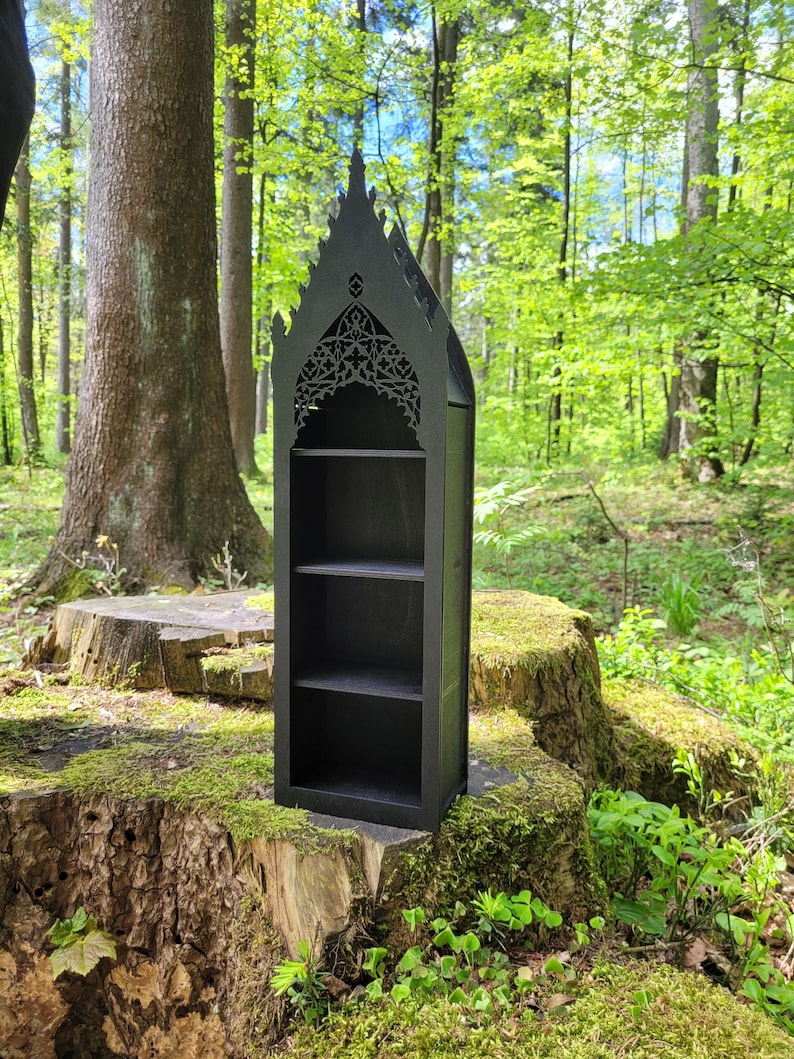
46, 906, 116, 980
598, 608, 794, 759
270, 939, 329, 1025
361, 890, 565, 1014
472, 480, 543, 589
588, 784, 794, 1033
658, 575, 702, 637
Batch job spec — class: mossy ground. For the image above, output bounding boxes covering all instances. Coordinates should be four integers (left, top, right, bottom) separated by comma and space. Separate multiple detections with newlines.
391, 707, 604, 933
286, 961, 794, 1059
0, 680, 340, 847
0, 589, 784, 1053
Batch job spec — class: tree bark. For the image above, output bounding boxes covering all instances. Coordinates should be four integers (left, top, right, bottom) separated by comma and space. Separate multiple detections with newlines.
0, 318, 12, 463
56, 56, 72, 455
220, 0, 258, 477
15, 135, 40, 461
254, 169, 273, 437
547, 22, 574, 462
30, 0, 270, 597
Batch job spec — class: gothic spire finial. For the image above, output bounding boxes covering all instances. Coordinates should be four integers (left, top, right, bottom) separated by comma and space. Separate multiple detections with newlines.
348, 148, 367, 200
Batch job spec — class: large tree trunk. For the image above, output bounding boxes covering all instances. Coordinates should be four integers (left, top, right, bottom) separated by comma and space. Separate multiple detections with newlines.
15, 134, 40, 462
56, 55, 72, 455
220, 0, 257, 477
30, 0, 270, 597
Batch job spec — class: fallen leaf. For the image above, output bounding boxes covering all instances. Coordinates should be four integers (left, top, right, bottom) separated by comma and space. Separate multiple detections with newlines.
546, 993, 576, 1011
683, 938, 707, 969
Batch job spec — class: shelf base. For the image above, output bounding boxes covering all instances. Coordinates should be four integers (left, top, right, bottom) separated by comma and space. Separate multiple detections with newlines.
291, 765, 422, 809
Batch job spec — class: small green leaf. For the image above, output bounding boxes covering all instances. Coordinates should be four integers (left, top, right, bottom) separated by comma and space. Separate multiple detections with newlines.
365, 978, 384, 1000
458, 932, 481, 954
396, 946, 423, 974
402, 907, 425, 931
433, 927, 458, 949
50, 930, 117, 980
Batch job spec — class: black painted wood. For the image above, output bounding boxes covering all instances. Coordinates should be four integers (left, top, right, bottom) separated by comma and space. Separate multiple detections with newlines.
272, 150, 475, 831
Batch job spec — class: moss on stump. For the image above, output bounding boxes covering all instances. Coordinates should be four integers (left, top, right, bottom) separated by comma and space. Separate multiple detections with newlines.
604, 677, 756, 814
470, 590, 614, 785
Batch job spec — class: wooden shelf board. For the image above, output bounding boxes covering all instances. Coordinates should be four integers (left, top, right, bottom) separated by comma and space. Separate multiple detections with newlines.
292, 447, 425, 459
293, 665, 423, 700
291, 766, 422, 808
293, 559, 424, 581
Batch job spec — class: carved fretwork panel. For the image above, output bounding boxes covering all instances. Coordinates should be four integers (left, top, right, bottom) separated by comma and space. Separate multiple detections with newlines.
294, 299, 420, 435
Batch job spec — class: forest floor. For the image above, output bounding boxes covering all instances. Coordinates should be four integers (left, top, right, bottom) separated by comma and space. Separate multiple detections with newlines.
2, 455, 794, 1056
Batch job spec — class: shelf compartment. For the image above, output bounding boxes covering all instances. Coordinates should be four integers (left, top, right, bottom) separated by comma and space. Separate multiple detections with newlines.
294, 381, 423, 450
291, 452, 425, 564
291, 576, 423, 675
293, 558, 424, 581
289, 688, 422, 809
293, 664, 422, 700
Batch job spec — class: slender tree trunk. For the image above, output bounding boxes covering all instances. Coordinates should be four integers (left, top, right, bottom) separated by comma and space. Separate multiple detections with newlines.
30, 0, 270, 598
659, 356, 682, 457
673, 0, 723, 480
0, 319, 12, 464
57, 56, 72, 455
15, 134, 40, 461
739, 288, 781, 466
254, 168, 274, 437
417, 8, 459, 314
727, 0, 750, 212
255, 360, 269, 436
220, 0, 257, 476
548, 23, 574, 462
353, 0, 366, 145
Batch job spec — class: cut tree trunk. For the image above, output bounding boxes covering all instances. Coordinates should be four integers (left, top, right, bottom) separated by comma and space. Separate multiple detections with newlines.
469, 590, 614, 785
31, 591, 273, 690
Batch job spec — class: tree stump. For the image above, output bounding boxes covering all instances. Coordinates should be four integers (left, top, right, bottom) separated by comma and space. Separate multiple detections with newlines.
31, 592, 273, 689
469, 590, 615, 784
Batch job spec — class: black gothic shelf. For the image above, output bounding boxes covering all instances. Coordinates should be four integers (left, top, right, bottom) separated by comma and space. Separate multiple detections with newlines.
291, 768, 423, 810
272, 150, 474, 831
